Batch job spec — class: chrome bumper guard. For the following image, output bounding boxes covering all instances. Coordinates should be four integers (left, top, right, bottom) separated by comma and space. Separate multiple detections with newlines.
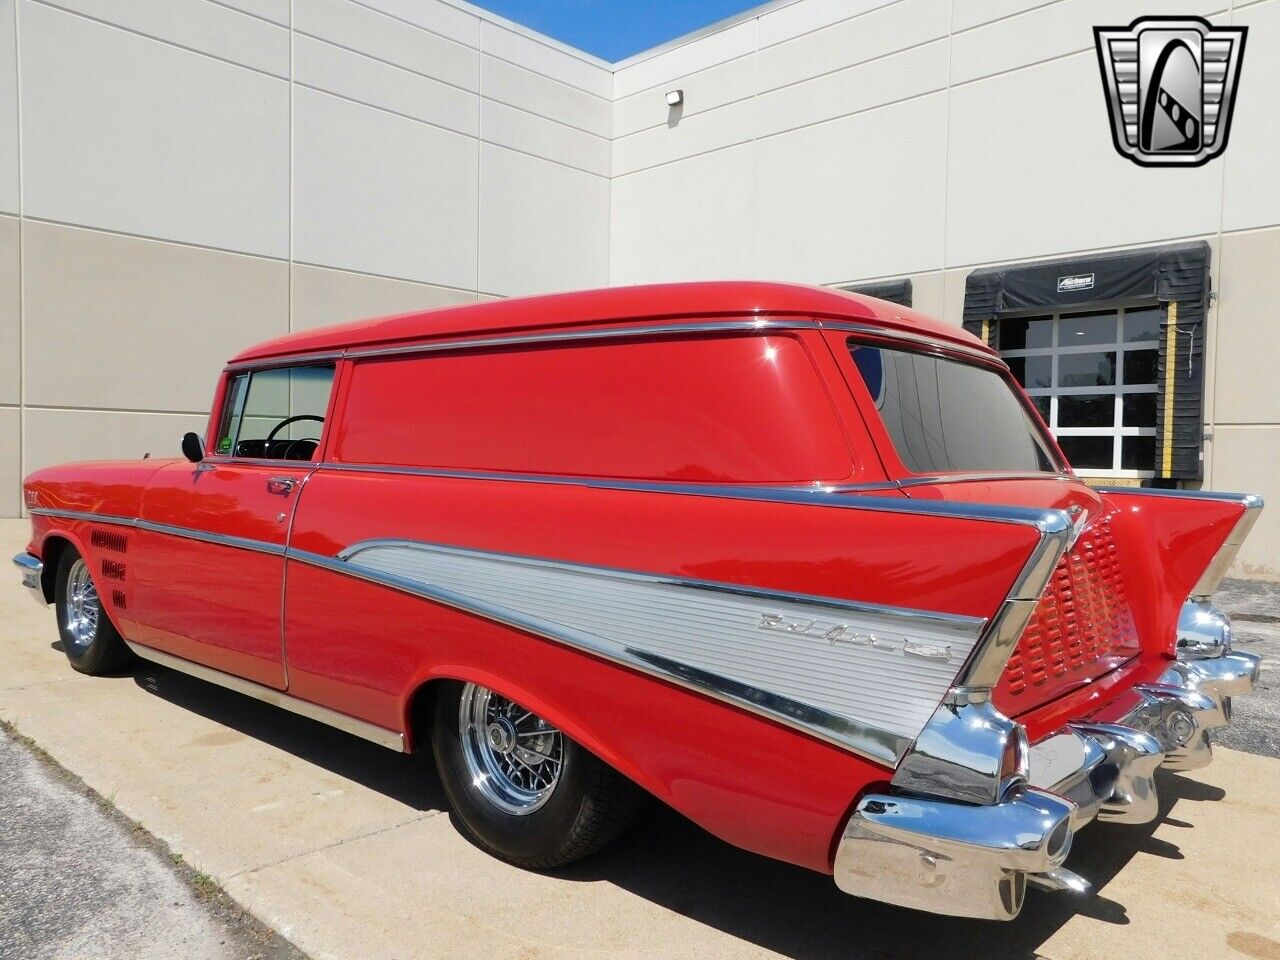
12, 553, 46, 605
834, 599, 1262, 920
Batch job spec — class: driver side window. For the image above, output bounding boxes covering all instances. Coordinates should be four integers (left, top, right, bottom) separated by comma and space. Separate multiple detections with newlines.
216, 364, 335, 461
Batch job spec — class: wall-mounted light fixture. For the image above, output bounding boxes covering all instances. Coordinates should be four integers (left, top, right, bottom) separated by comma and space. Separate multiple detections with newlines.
666, 89, 684, 107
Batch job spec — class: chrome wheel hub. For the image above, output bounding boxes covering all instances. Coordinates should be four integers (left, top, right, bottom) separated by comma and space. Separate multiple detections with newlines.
63, 558, 100, 653
459, 683, 563, 816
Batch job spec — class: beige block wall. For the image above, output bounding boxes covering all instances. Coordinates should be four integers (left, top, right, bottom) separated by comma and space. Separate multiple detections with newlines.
3, 225, 514, 499
290, 263, 480, 332
0, 215, 17, 405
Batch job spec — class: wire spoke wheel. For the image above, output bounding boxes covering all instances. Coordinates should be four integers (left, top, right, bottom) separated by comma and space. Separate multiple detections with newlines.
62, 558, 101, 654
459, 683, 563, 816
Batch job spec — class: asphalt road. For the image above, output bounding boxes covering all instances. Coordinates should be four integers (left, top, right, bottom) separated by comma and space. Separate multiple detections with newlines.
0, 726, 305, 960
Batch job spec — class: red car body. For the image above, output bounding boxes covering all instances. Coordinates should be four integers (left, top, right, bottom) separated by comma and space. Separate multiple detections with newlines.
14, 282, 1263, 920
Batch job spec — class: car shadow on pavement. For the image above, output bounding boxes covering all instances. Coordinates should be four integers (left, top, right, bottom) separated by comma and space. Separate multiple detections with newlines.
125, 660, 1226, 959
129, 662, 449, 813
546, 769, 1223, 960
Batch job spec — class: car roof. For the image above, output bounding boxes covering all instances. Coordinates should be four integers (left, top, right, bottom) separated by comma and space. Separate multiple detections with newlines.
229, 280, 991, 364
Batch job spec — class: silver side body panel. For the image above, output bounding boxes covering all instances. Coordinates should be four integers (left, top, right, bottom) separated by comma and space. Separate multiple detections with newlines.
331, 540, 987, 764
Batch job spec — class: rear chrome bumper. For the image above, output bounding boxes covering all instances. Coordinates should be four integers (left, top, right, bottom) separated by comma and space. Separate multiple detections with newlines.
834, 598, 1261, 920
12, 553, 46, 605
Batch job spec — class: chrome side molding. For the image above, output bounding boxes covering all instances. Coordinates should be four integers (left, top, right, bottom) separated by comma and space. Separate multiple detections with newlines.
298, 538, 988, 766
124, 642, 406, 753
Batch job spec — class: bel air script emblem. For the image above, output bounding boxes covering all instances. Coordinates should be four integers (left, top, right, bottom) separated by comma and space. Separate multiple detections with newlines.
1094, 16, 1246, 167
758, 613, 956, 663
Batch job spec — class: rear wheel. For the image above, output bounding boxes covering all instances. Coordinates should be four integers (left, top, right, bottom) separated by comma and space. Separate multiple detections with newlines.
432, 680, 640, 869
54, 548, 131, 675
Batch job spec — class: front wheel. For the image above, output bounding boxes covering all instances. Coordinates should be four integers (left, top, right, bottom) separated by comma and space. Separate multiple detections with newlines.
432, 680, 640, 869
54, 548, 132, 675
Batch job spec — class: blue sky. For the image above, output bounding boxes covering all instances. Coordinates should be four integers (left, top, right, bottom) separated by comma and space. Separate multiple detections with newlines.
473, 1, 765, 62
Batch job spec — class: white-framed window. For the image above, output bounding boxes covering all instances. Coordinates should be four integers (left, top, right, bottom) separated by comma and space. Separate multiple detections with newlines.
997, 305, 1161, 478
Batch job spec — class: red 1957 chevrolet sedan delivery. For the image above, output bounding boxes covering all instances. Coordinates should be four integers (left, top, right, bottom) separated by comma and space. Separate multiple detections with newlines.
13, 282, 1262, 920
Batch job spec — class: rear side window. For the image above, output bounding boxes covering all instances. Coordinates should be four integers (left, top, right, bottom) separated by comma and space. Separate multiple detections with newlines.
334, 335, 852, 482
849, 342, 1058, 474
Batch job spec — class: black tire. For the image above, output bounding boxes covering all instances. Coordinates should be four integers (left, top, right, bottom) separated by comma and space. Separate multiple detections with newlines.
53, 547, 132, 675
432, 680, 641, 869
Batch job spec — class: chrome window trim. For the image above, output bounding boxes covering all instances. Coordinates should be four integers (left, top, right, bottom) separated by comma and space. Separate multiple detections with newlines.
827, 321, 997, 364
224, 351, 345, 372
227, 317, 994, 370
1095, 487, 1263, 599
124, 641, 405, 752
343, 318, 807, 360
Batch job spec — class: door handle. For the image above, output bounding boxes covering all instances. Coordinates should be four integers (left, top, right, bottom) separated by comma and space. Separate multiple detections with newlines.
266, 476, 297, 496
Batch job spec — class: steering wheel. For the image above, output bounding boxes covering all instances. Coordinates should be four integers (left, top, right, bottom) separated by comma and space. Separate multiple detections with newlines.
266, 414, 324, 441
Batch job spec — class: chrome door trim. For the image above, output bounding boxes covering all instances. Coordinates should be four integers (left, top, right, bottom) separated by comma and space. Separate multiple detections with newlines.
125, 641, 405, 752
135, 520, 287, 557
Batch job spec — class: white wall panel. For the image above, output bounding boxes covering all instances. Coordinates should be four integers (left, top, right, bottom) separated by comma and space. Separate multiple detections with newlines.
22, 409, 207, 475
613, 98, 754, 176
480, 21, 610, 99
613, 52, 757, 139
757, 0, 897, 48
610, 143, 754, 284
1222, 0, 1280, 231
21, 220, 288, 413
482, 55, 609, 139
754, 93, 948, 283
946, 53, 1222, 267
39, 0, 290, 77
614, 20, 756, 99
755, 0, 948, 92
755, 39, 947, 138
481, 99, 609, 177
952, 0, 1056, 33
950, 0, 1227, 86
293, 87, 478, 288
20, 1, 289, 257
351, 0, 478, 48
295, 0, 478, 92
0, 0, 16, 215
0, 215, 16, 405
294, 33, 478, 136
217, 0, 290, 27
479, 144, 608, 296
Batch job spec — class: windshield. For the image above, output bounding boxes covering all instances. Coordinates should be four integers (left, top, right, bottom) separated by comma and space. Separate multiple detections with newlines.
848, 341, 1060, 475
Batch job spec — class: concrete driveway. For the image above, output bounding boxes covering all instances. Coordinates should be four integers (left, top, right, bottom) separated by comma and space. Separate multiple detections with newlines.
2, 518, 1279, 960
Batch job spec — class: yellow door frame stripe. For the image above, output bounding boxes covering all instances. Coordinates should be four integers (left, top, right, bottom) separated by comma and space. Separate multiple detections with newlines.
1161, 301, 1178, 477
